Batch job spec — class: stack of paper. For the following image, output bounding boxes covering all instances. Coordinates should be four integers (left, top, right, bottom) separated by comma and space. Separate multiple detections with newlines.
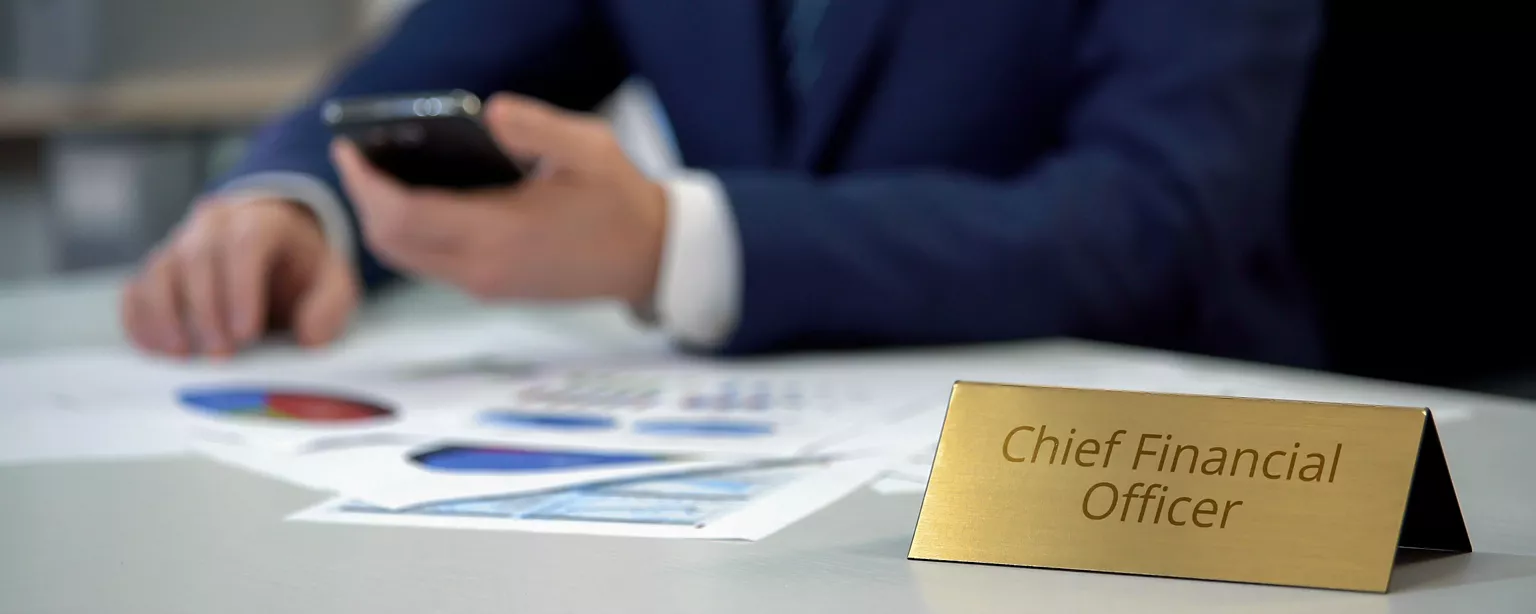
293, 456, 894, 541
3, 319, 951, 541
0, 317, 596, 464
160, 357, 937, 540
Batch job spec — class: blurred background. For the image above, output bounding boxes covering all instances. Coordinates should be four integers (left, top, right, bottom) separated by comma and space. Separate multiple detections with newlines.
1, 1, 1532, 396
0, 0, 679, 280
0, 0, 418, 278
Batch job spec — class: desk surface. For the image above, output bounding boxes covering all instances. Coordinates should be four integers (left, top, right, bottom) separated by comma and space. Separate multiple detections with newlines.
2, 273, 1535, 613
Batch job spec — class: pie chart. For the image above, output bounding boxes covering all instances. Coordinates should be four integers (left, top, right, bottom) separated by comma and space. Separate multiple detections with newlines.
177, 387, 396, 424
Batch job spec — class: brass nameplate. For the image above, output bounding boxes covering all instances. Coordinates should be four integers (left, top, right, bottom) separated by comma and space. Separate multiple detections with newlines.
908, 383, 1470, 592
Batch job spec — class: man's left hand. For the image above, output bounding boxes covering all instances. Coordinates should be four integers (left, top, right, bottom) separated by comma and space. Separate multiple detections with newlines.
332, 93, 668, 308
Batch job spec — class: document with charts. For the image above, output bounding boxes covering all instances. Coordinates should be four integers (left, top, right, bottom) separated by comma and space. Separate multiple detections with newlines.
0, 318, 596, 465
428, 365, 923, 457
289, 456, 890, 541
195, 436, 752, 509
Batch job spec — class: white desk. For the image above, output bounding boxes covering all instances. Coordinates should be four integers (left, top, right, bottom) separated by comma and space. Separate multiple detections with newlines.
2, 273, 1534, 613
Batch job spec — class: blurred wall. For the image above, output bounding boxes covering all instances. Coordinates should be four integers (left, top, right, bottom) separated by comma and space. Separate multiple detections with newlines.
0, 0, 381, 279
0, 2, 14, 80
4, 0, 364, 82
97, 0, 355, 77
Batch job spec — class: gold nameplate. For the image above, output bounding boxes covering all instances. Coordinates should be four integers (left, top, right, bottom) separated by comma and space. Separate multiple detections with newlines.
909, 383, 1470, 592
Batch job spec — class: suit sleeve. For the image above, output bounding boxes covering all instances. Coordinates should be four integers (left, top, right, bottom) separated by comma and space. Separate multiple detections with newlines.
217, 0, 629, 289
711, 0, 1321, 362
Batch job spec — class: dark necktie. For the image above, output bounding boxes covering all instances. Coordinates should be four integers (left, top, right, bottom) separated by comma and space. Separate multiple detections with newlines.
775, 0, 830, 96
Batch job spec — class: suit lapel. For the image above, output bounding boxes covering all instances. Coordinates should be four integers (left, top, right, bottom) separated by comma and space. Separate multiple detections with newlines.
790, 0, 902, 169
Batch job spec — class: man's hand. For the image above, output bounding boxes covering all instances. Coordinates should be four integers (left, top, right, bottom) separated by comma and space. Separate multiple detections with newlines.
332, 93, 668, 307
120, 198, 360, 358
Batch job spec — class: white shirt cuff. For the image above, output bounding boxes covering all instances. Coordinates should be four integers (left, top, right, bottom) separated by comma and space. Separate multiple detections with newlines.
216, 172, 355, 262
654, 171, 742, 349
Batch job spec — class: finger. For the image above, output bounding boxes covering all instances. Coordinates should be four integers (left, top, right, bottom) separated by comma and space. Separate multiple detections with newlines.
121, 278, 163, 354
175, 220, 233, 357
332, 140, 481, 252
125, 251, 189, 356
331, 139, 409, 210
221, 207, 283, 346
483, 93, 605, 166
292, 254, 360, 348
331, 139, 416, 247
144, 252, 190, 355
332, 138, 414, 237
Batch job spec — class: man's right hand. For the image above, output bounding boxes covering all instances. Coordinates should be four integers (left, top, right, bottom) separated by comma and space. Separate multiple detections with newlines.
120, 198, 361, 358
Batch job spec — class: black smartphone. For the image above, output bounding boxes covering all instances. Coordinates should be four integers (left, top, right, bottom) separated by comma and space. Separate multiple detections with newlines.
321, 90, 526, 189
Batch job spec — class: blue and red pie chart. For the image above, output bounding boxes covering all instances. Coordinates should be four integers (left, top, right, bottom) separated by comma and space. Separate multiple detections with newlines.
178, 387, 396, 424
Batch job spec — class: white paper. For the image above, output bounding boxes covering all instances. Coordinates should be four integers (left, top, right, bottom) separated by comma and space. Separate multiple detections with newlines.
192, 435, 428, 490
196, 435, 761, 508
202, 379, 947, 509
864, 440, 936, 496
0, 347, 527, 465
289, 456, 889, 541
0, 350, 194, 411
869, 476, 927, 495
0, 349, 190, 465
820, 407, 945, 458
0, 314, 603, 437
152, 333, 589, 453
0, 402, 189, 466
887, 446, 936, 481
428, 365, 917, 457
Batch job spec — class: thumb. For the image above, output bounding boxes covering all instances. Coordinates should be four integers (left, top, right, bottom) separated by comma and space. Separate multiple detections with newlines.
483, 93, 604, 168
292, 254, 360, 348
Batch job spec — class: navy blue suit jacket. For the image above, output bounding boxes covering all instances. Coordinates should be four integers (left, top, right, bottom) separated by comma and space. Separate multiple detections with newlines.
224, 0, 1324, 366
